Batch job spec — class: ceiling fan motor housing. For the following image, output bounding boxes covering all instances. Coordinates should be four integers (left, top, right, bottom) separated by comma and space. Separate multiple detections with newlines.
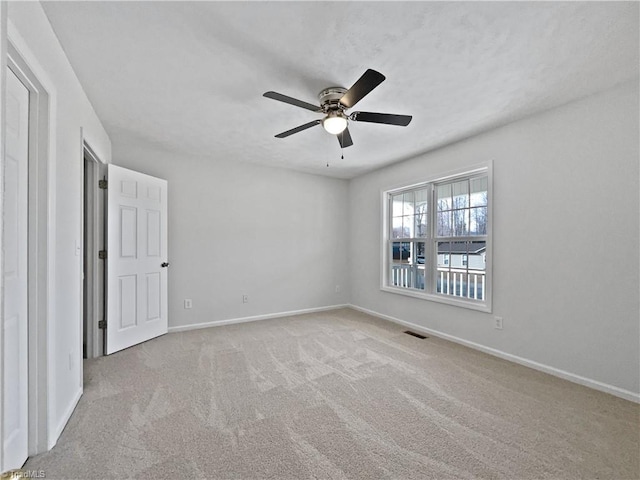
318, 87, 347, 112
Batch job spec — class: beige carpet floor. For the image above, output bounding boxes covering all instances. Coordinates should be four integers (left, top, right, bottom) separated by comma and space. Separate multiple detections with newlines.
26, 308, 639, 479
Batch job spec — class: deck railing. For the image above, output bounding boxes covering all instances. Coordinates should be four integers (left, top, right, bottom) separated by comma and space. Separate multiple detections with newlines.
391, 265, 485, 300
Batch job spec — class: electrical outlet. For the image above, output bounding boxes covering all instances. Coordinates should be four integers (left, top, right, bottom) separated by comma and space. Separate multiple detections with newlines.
242, 295, 249, 303
335, 285, 340, 293
184, 299, 192, 309
494, 316, 503, 330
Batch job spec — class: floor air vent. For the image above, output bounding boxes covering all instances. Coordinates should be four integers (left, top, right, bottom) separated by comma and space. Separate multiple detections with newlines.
404, 330, 428, 339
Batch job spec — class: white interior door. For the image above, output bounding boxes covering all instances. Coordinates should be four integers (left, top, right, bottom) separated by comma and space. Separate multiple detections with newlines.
3, 68, 29, 470
106, 165, 168, 354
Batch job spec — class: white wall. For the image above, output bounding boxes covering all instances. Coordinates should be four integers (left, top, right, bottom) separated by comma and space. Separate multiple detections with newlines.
349, 80, 640, 399
6, 2, 111, 448
114, 147, 349, 329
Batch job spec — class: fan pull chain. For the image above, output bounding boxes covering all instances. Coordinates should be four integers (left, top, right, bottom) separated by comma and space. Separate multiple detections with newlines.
328, 131, 345, 167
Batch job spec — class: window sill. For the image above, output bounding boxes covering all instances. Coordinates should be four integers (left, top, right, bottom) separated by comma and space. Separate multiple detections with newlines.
380, 285, 492, 313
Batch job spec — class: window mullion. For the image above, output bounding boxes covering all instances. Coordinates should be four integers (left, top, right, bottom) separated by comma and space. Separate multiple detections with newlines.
427, 182, 436, 294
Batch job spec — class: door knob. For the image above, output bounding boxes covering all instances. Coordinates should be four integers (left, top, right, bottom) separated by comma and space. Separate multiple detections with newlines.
161, 262, 170, 268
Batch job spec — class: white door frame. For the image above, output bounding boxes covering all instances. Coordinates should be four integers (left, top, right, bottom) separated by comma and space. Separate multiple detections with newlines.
4, 54, 29, 472
3, 41, 51, 461
82, 141, 106, 359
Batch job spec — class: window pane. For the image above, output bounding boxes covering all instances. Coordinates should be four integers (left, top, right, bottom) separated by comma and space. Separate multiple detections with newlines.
467, 241, 486, 300
414, 242, 426, 290
452, 180, 469, 209
452, 209, 468, 236
403, 191, 414, 215
469, 206, 487, 235
437, 210, 452, 237
414, 242, 426, 266
414, 267, 425, 290
391, 242, 410, 261
414, 188, 428, 211
389, 253, 409, 288
436, 240, 486, 300
391, 216, 403, 238
414, 188, 428, 237
414, 188, 428, 203
436, 184, 451, 211
470, 177, 488, 207
468, 241, 487, 271
415, 214, 427, 237
451, 241, 464, 266
392, 194, 404, 217
402, 215, 413, 238
391, 241, 425, 290
437, 241, 450, 268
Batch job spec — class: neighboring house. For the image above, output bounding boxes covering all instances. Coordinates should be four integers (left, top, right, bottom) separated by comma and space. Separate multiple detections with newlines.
437, 241, 486, 270
394, 241, 486, 270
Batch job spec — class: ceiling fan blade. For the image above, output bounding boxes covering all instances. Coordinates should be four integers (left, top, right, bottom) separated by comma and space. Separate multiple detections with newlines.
339, 69, 386, 109
337, 128, 353, 148
275, 120, 322, 138
263, 91, 322, 112
350, 111, 412, 126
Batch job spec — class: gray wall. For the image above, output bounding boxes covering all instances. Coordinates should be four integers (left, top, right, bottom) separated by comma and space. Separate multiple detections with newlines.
7, 2, 112, 447
115, 148, 350, 329
117, 80, 639, 398
349, 80, 639, 397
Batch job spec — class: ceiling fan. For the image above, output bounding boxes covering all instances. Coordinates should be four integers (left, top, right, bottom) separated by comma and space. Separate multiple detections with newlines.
263, 69, 412, 148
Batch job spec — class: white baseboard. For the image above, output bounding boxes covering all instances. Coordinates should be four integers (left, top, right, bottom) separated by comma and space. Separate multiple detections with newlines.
349, 304, 640, 404
168, 304, 350, 333
48, 388, 83, 450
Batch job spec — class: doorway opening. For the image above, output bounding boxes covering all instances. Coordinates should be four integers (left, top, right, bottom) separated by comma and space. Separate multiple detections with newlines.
82, 144, 106, 359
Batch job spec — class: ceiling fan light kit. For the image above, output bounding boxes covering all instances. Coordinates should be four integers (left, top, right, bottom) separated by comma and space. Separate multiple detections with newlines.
322, 111, 348, 135
263, 69, 412, 149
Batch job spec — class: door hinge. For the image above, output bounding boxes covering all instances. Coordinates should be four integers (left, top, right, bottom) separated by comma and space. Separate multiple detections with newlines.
98, 320, 107, 330
98, 250, 107, 260
98, 179, 108, 189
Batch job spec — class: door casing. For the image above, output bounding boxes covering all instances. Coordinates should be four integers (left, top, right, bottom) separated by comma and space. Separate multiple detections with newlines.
82, 142, 106, 359
4, 59, 29, 473
2, 39, 51, 463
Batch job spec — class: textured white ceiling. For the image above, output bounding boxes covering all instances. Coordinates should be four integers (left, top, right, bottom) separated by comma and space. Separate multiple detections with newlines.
42, 1, 639, 179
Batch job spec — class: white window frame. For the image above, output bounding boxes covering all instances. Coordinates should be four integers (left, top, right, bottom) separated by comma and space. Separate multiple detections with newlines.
380, 162, 493, 313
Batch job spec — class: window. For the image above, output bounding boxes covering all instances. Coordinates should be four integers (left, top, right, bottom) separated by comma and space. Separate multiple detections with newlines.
383, 166, 491, 311
389, 187, 428, 290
